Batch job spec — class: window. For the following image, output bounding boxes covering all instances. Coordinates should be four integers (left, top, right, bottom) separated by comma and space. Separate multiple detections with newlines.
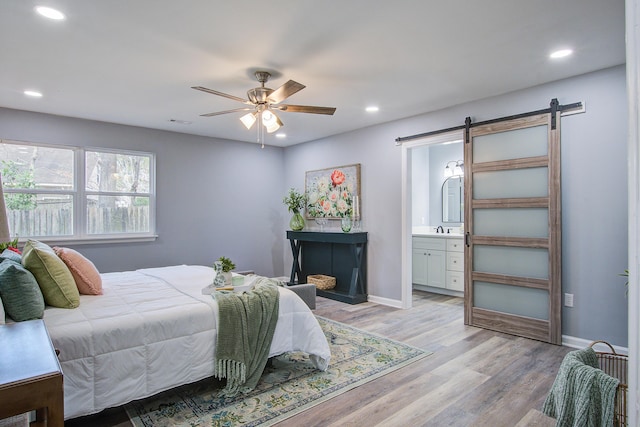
1, 140, 155, 243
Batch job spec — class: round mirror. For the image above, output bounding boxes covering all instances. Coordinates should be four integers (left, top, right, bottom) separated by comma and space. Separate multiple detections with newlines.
442, 176, 463, 223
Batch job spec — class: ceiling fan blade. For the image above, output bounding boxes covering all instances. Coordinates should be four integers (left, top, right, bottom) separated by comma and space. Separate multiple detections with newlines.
267, 80, 306, 104
191, 86, 249, 104
200, 107, 254, 117
277, 104, 336, 115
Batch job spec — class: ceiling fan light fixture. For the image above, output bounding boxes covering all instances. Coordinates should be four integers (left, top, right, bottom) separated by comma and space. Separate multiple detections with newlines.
192, 70, 335, 145
262, 111, 283, 133
240, 112, 257, 129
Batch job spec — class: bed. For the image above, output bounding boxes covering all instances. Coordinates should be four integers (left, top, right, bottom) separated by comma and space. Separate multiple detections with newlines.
41, 264, 331, 420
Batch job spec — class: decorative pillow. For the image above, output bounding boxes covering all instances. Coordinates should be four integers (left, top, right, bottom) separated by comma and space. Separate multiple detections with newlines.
1, 248, 22, 263
22, 239, 80, 309
53, 247, 103, 295
0, 258, 45, 321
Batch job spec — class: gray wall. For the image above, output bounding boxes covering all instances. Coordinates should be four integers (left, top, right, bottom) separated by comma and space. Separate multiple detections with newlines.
428, 142, 464, 227
0, 65, 628, 346
0, 108, 286, 276
283, 65, 629, 346
411, 146, 430, 227
411, 141, 464, 229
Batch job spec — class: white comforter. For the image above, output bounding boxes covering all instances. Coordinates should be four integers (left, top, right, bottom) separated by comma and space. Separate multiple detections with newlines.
42, 265, 330, 420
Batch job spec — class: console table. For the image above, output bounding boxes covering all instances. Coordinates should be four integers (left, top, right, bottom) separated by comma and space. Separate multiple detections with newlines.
287, 231, 367, 304
0, 319, 64, 426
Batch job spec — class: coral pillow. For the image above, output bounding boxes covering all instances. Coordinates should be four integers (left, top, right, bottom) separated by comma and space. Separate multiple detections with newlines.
53, 247, 103, 295
22, 239, 80, 308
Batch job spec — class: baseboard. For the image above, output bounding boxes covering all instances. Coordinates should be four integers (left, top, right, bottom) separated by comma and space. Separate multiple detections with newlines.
412, 284, 464, 298
562, 335, 628, 355
367, 295, 403, 308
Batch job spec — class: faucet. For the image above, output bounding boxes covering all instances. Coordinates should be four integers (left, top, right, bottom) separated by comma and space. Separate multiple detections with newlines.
436, 225, 444, 234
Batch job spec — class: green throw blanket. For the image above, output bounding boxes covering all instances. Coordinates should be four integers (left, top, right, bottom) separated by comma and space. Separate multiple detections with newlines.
213, 277, 280, 397
542, 347, 619, 427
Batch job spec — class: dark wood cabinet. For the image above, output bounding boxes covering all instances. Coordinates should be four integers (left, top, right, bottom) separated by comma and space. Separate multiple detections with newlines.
287, 231, 367, 304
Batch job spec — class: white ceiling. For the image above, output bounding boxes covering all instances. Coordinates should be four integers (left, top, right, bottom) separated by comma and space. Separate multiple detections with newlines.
0, 0, 626, 147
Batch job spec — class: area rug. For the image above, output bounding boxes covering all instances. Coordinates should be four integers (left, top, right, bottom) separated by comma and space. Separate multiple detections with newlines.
125, 316, 431, 427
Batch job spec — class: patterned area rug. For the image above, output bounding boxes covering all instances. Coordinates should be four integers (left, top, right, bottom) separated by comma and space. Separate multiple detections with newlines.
125, 316, 431, 427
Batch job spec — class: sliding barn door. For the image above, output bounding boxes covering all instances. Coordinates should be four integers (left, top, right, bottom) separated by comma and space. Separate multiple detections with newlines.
464, 111, 561, 344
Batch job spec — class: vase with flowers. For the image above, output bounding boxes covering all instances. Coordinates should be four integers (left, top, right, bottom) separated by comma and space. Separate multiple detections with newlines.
214, 256, 236, 286
283, 188, 307, 231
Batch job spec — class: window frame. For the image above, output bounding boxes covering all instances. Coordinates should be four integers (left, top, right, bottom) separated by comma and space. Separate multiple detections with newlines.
1, 139, 157, 245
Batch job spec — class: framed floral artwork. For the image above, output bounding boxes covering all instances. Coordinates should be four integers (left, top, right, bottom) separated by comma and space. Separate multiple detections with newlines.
305, 163, 361, 219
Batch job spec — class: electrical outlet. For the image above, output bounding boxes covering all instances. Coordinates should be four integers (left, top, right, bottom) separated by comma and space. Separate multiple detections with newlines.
564, 293, 574, 307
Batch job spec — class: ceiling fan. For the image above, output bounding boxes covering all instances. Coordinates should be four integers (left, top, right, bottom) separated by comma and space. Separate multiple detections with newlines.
192, 71, 336, 141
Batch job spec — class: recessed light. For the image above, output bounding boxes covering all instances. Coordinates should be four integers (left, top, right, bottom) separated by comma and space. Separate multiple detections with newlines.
550, 49, 573, 59
24, 90, 43, 98
276, 133, 287, 138
365, 106, 379, 113
35, 6, 66, 20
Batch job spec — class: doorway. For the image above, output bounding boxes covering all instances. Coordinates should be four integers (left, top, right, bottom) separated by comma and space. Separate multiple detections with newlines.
401, 130, 464, 309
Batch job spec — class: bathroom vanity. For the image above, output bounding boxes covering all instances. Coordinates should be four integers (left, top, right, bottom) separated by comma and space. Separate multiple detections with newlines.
412, 231, 464, 295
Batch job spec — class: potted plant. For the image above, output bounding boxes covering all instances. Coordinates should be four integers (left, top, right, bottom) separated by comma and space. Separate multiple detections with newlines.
215, 256, 236, 286
283, 188, 307, 231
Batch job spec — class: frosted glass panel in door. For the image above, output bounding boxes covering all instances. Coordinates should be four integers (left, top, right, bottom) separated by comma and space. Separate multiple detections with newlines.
474, 246, 549, 279
473, 167, 548, 199
473, 125, 548, 163
474, 208, 548, 238
474, 281, 549, 320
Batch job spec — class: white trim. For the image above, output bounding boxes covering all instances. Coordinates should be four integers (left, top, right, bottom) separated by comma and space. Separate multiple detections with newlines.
412, 284, 463, 298
562, 335, 628, 356
367, 295, 403, 309
18, 234, 158, 246
401, 143, 411, 309
1, 139, 156, 243
627, 0, 640, 424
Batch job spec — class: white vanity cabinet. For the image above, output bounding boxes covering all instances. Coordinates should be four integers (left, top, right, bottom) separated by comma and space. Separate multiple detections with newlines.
412, 234, 464, 293
412, 236, 446, 288
445, 237, 464, 291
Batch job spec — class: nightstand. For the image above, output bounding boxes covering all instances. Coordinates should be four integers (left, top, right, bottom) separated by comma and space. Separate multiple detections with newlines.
0, 320, 63, 426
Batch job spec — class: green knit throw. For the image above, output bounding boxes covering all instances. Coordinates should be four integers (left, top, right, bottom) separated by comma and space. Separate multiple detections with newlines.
542, 347, 619, 427
213, 277, 280, 397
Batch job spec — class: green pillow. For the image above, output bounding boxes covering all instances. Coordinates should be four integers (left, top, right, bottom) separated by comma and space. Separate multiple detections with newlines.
22, 239, 80, 309
0, 258, 45, 321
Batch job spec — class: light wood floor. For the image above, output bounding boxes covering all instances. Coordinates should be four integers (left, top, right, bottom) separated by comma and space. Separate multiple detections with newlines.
65, 290, 568, 426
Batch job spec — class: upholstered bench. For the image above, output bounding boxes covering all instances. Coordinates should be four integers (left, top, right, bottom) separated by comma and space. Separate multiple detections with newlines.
267, 276, 316, 309
238, 273, 316, 310
285, 283, 316, 309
